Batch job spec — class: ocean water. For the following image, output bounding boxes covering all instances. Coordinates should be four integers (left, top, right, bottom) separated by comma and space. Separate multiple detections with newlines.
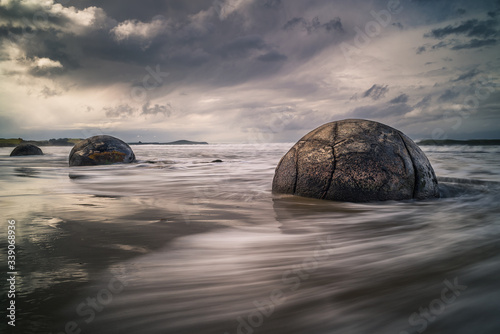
1, 143, 499, 334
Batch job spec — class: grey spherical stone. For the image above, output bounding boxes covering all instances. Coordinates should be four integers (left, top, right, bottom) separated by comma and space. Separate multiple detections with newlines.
69, 135, 136, 167
272, 119, 439, 202
10, 144, 43, 156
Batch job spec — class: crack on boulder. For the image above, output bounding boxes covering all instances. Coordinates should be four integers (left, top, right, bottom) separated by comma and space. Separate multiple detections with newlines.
395, 152, 409, 175
398, 132, 418, 199
333, 138, 348, 147
292, 144, 300, 194
321, 122, 337, 199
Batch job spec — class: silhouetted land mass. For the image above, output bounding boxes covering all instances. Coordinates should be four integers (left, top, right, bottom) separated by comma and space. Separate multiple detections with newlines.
129, 140, 209, 145
0, 138, 81, 147
418, 139, 500, 146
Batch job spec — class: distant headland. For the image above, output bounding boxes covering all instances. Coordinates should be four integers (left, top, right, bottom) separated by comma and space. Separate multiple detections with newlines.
0, 138, 208, 147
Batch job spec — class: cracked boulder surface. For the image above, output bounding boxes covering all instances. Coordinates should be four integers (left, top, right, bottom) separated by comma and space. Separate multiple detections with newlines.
10, 144, 43, 156
69, 135, 136, 167
272, 119, 439, 202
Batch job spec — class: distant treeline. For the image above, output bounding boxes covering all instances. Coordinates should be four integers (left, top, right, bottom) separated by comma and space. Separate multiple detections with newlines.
0, 138, 82, 147
418, 139, 500, 146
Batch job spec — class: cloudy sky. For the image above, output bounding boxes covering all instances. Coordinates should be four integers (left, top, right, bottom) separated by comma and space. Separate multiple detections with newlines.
0, 0, 499, 143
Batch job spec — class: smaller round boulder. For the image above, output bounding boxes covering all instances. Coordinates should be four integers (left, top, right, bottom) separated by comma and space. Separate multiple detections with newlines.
10, 144, 43, 156
69, 135, 136, 166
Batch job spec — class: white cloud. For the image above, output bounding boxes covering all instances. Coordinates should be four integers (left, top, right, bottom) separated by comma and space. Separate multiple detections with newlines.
111, 18, 170, 43
0, 0, 109, 34
32, 57, 62, 69
213, 0, 254, 20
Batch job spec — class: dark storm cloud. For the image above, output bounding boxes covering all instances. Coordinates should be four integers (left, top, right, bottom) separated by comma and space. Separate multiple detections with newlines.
169, 49, 211, 67
414, 41, 448, 55
218, 35, 267, 58
323, 18, 344, 33
0, 2, 114, 74
438, 89, 460, 101
414, 95, 432, 110
283, 17, 305, 30
104, 104, 135, 118
425, 19, 498, 39
452, 68, 481, 81
362, 84, 389, 100
0, 0, 345, 91
418, 5, 500, 54
257, 51, 287, 62
3, 0, 303, 89
416, 46, 426, 54
0, 0, 74, 29
389, 94, 409, 104
450, 38, 497, 49
283, 16, 343, 34
418, 37, 496, 54
263, 0, 282, 10
432, 41, 449, 50
2, 0, 495, 87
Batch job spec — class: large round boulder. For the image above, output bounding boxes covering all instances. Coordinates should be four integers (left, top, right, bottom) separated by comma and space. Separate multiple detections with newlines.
10, 144, 43, 156
272, 119, 439, 202
69, 135, 135, 166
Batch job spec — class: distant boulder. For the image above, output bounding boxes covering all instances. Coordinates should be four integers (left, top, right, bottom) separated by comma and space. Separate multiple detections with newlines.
272, 119, 439, 202
10, 144, 43, 156
69, 135, 136, 166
